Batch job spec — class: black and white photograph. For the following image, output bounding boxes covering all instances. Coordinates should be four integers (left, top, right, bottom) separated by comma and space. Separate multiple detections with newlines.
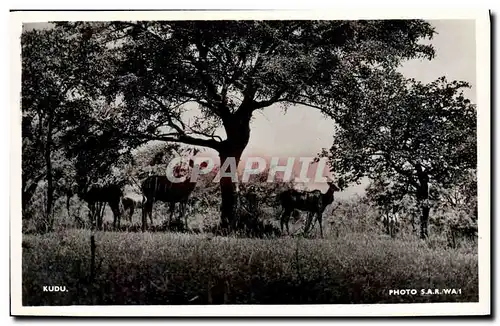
10, 9, 491, 317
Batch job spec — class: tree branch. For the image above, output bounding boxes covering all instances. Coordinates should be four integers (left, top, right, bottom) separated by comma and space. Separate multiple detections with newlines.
252, 87, 288, 109
112, 21, 165, 44
383, 154, 419, 189
145, 95, 186, 134
124, 131, 221, 151
277, 99, 333, 114
183, 48, 231, 119
186, 125, 224, 142
191, 32, 228, 111
177, 91, 221, 114
239, 38, 275, 109
153, 133, 221, 150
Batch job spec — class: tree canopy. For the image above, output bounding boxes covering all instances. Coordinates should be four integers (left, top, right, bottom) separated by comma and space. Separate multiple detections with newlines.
26, 20, 438, 231
56, 21, 435, 152
322, 70, 476, 238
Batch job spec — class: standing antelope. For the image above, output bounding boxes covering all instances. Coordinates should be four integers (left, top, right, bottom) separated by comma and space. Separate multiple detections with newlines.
121, 192, 146, 223
79, 183, 123, 231
279, 179, 340, 238
141, 159, 207, 232
382, 205, 401, 238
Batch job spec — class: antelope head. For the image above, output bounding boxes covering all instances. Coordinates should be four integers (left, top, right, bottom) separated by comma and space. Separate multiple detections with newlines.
326, 177, 341, 192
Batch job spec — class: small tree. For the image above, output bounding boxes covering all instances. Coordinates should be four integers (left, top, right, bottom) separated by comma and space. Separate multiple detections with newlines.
435, 168, 477, 219
323, 71, 476, 239
364, 174, 421, 237
22, 26, 109, 228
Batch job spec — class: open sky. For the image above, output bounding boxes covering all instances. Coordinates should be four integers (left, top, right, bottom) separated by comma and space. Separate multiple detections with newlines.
23, 19, 476, 198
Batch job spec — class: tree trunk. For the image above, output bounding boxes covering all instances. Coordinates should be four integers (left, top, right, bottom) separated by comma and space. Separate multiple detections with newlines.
420, 204, 430, 239
45, 115, 54, 232
218, 150, 243, 232
66, 189, 72, 217
217, 108, 252, 233
22, 182, 39, 216
415, 164, 430, 240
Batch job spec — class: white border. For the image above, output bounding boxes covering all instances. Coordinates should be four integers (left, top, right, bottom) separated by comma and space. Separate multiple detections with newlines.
9, 9, 491, 317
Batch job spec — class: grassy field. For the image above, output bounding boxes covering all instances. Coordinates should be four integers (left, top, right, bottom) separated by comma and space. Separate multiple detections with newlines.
22, 228, 478, 305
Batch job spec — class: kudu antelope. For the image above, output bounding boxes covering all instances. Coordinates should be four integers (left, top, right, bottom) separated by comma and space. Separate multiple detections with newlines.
382, 205, 401, 238
141, 159, 207, 231
279, 179, 340, 238
79, 183, 123, 231
121, 192, 146, 223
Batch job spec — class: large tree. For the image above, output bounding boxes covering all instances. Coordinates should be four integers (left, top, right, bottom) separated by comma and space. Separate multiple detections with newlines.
21, 25, 111, 227
322, 71, 476, 239
57, 20, 436, 231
